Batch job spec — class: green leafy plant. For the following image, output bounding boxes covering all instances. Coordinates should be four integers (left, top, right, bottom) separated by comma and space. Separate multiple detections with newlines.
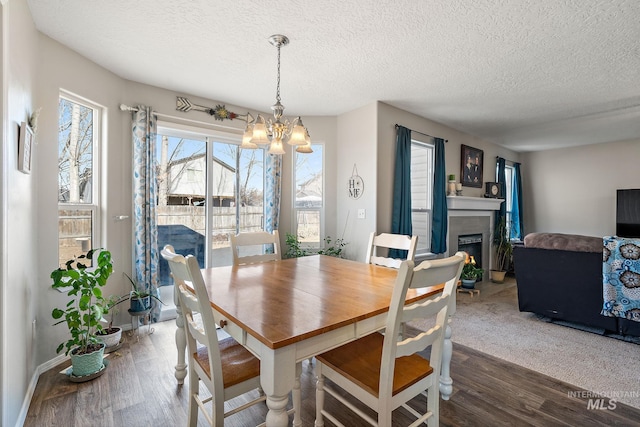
317, 235, 347, 258
461, 258, 484, 280
284, 233, 348, 259
493, 217, 514, 272
124, 273, 163, 301
51, 249, 113, 356
123, 273, 164, 313
285, 232, 309, 258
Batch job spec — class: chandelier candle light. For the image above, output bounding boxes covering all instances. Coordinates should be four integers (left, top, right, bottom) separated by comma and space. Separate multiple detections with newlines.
242, 34, 312, 155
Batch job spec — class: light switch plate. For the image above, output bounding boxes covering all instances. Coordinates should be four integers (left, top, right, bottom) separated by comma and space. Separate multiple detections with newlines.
357, 209, 366, 219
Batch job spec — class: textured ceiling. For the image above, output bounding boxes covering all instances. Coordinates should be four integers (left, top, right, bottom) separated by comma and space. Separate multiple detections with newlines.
27, 0, 640, 152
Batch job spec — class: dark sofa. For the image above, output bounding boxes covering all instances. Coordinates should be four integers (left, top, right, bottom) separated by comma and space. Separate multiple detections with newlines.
513, 232, 640, 338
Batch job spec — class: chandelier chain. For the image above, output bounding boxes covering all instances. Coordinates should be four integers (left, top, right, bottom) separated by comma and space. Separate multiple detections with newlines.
275, 43, 281, 104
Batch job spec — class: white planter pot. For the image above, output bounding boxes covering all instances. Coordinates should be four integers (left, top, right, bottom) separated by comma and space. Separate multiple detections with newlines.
96, 327, 122, 348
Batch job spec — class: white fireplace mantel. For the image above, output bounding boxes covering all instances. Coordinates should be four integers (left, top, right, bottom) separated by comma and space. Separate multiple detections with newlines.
447, 196, 503, 211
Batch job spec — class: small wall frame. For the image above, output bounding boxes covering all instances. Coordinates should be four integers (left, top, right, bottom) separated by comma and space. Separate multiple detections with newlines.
18, 121, 33, 174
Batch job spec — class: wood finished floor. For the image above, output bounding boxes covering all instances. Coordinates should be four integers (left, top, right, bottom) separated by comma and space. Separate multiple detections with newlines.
25, 320, 640, 427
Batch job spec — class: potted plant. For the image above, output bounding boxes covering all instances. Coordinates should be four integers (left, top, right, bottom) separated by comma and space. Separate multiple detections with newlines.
51, 249, 113, 378
460, 255, 484, 289
124, 273, 163, 313
95, 295, 128, 351
490, 217, 514, 283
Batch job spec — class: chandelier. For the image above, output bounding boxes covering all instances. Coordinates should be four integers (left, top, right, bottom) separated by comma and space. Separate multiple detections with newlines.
241, 34, 312, 155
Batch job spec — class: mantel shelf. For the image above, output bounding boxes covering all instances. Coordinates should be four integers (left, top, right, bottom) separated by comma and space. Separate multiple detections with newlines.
447, 196, 503, 211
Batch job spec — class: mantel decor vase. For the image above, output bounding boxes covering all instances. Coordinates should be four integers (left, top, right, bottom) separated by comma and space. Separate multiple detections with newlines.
448, 180, 457, 196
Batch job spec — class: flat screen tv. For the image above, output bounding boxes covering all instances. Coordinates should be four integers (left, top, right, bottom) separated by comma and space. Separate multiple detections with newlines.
616, 189, 640, 238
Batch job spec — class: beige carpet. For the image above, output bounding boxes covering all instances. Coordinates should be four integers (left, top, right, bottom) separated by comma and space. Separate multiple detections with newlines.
411, 278, 640, 409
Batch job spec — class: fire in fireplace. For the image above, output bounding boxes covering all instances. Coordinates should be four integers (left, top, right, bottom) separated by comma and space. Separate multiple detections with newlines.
458, 234, 483, 270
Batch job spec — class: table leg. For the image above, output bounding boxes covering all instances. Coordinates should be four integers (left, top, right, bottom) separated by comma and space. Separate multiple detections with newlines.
261, 348, 296, 427
174, 285, 187, 384
439, 317, 453, 400
293, 362, 302, 427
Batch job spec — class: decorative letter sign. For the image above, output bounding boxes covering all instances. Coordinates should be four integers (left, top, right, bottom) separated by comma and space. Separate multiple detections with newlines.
348, 164, 364, 199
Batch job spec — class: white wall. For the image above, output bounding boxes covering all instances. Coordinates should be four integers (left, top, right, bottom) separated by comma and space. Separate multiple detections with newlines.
336, 103, 378, 261
521, 138, 640, 236
2, 0, 39, 425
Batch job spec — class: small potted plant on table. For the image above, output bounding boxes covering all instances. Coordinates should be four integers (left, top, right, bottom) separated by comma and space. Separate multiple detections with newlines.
460, 254, 484, 289
51, 249, 113, 379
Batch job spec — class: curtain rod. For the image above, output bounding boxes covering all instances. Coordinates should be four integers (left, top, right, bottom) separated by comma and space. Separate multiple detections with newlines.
394, 124, 448, 142
119, 104, 241, 131
496, 156, 519, 164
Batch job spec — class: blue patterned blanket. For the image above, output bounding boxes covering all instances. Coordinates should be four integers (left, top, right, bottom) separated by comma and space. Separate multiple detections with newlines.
602, 236, 640, 322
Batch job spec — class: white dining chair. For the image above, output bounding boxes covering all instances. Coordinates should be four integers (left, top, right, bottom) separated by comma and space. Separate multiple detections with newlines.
314, 252, 465, 427
229, 230, 281, 265
365, 232, 418, 269
161, 244, 267, 426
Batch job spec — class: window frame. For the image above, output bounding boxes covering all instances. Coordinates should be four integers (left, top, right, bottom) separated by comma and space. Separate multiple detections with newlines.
410, 139, 435, 257
57, 91, 102, 265
293, 143, 324, 250
498, 162, 516, 239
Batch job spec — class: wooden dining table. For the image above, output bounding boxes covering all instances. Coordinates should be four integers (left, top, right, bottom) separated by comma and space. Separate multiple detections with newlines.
173, 254, 456, 427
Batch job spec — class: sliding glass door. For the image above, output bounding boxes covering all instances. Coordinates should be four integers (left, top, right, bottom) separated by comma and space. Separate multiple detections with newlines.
155, 125, 265, 282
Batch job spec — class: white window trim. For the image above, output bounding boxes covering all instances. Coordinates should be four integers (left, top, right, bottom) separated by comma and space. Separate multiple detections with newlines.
58, 91, 103, 257
411, 139, 435, 257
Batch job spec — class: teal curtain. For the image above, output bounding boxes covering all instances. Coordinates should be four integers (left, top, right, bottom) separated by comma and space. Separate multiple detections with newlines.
132, 106, 161, 322
495, 157, 507, 236
389, 126, 412, 259
431, 138, 447, 254
511, 162, 524, 240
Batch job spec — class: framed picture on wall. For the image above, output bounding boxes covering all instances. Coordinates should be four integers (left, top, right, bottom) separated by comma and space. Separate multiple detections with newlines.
18, 122, 34, 174
460, 144, 483, 188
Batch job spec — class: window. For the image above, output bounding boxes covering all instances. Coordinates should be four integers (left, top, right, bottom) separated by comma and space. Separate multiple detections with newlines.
410, 141, 435, 256
294, 144, 323, 249
498, 163, 516, 237
58, 93, 101, 267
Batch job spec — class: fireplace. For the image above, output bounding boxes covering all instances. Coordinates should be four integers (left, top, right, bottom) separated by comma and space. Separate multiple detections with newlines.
446, 196, 503, 278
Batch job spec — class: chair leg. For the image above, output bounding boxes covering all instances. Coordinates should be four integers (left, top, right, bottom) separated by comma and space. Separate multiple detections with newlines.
426, 385, 439, 427
187, 368, 199, 427
314, 365, 325, 427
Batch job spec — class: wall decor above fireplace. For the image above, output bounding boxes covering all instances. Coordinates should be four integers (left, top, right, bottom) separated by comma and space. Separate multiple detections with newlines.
461, 144, 483, 188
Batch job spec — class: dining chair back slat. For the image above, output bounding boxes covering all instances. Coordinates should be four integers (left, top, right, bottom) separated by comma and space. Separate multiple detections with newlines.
230, 230, 281, 266
365, 232, 418, 268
